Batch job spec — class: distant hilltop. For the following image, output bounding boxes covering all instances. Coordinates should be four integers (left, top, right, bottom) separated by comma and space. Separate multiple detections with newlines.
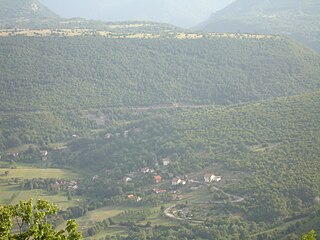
196, 0, 320, 51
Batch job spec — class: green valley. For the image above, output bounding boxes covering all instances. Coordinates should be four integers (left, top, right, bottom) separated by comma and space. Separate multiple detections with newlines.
0, 1, 319, 239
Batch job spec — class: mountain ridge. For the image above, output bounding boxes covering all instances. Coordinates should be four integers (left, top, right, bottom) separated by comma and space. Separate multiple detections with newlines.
38, 0, 235, 28
0, 0, 60, 28
0, 0, 59, 20
197, 0, 320, 52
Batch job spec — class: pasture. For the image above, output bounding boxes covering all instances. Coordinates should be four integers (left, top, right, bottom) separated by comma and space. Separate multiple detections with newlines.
0, 165, 79, 209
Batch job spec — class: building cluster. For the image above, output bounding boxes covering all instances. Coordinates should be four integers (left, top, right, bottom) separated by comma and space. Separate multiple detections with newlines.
50, 180, 79, 192
122, 155, 223, 203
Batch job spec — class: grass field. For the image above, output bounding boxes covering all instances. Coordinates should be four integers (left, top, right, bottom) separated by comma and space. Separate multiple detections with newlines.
0, 184, 78, 209
0, 167, 78, 180
77, 206, 130, 225
76, 203, 176, 239
0, 165, 79, 209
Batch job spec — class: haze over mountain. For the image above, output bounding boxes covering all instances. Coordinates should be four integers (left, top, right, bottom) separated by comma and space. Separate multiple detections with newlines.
38, 0, 235, 28
0, 0, 180, 31
197, 0, 320, 51
0, 0, 59, 27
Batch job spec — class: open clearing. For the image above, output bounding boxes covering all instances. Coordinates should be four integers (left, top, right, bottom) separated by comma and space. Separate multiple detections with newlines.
0, 167, 78, 180
0, 184, 78, 209
0, 166, 79, 207
78, 206, 126, 224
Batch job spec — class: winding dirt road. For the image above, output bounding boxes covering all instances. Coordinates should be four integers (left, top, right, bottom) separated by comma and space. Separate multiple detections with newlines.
164, 180, 244, 222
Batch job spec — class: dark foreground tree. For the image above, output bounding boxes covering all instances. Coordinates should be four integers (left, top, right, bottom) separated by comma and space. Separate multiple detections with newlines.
0, 199, 82, 239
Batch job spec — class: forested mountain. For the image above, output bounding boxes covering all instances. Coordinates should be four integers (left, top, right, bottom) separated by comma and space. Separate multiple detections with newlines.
1, 36, 319, 112
1, 34, 320, 150
39, 0, 235, 28
197, 0, 320, 52
0, 0, 59, 27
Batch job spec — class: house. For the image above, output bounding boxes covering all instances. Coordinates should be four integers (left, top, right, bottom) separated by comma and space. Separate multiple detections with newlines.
123, 177, 132, 183
204, 173, 216, 183
172, 194, 183, 201
154, 176, 162, 183
181, 180, 187, 185
68, 185, 78, 191
172, 190, 182, 194
127, 194, 135, 200
123, 130, 130, 137
69, 180, 78, 185
215, 176, 222, 182
141, 168, 154, 174
153, 188, 167, 194
141, 168, 148, 174
162, 158, 171, 166
172, 178, 182, 186
105, 133, 111, 139
127, 194, 142, 202
40, 150, 48, 156
6, 152, 17, 157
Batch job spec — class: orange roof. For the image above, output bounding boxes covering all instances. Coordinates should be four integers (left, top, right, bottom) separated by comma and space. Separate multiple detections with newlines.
127, 194, 135, 199
154, 176, 162, 180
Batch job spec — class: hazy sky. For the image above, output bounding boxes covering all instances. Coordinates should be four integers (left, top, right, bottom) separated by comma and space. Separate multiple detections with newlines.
39, 0, 236, 28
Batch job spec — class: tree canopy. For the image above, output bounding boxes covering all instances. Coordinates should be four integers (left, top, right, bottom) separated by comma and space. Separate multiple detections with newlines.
0, 199, 82, 240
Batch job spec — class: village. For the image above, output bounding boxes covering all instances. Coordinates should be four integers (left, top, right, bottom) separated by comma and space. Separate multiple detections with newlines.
1, 128, 225, 210
102, 156, 223, 204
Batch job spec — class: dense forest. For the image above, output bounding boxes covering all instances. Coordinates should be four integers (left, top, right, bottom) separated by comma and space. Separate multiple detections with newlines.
1, 36, 319, 111
0, 35, 320, 150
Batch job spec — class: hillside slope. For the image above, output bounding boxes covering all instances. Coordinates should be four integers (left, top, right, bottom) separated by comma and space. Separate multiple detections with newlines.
197, 0, 320, 52
0, 0, 59, 27
1, 35, 320, 112
64, 90, 320, 227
